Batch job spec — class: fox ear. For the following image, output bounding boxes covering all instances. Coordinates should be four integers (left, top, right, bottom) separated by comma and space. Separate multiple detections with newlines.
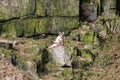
59, 32, 62, 35
62, 32, 64, 35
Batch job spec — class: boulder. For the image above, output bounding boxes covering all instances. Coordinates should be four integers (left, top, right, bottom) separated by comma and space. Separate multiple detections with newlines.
50, 46, 72, 66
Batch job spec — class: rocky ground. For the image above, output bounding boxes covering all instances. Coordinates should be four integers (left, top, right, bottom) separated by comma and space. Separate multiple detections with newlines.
0, 53, 35, 80
0, 27, 120, 80
0, 36, 119, 80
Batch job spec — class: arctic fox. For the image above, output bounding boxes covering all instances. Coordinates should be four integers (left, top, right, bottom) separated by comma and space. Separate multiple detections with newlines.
49, 32, 64, 49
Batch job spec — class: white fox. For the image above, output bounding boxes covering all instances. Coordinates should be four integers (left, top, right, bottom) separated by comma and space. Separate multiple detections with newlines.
49, 32, 64, 49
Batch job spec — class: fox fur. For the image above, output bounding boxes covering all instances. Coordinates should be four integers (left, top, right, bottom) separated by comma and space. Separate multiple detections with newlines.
49, 32, 64, 49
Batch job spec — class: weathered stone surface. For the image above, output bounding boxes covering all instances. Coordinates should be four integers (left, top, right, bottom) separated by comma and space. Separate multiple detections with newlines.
80, 25, 98, 45
81, 3, 97, 22
1, 21, 16, 38
25, 61, 39, 80
36, 0, 79, 16
0, 0, 35, 21
1, 18, 47, 37
1, 17, 79, 37
50, 46, 72, 66
48, 17, 79, 34
101, 0, 116, 18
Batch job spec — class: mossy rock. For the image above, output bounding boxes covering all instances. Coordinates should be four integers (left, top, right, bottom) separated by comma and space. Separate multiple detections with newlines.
17, 18, 47, 37
81, 49, 94, 62
36, 0, 46, 16
48, 17, 79, 34
0, 17, 79, 37
1, 18, 47, 37
36, 18, 47, 35
72, 56, 92, 69
101, 0, 116, 18
36, 0, 79, 16
0, 48, 13, 60
0, 0, 35, 21
1, 21, 16, 38
81, 30, 96, 44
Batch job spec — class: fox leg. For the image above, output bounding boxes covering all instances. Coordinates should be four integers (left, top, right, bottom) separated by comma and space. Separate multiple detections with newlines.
49, 44, 57, 49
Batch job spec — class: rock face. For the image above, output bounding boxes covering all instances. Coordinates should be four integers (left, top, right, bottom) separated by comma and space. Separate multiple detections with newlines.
50, 46, 72, 66
0, 0, 35, 21
0, 0, 79, 37
1, 17, 79, 37
0, 0, 120, 37
36, 0, 79, 16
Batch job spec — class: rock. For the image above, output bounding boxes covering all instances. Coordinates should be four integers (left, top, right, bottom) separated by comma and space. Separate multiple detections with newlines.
10, 54, 17, 66
1, 17, 79, 37
80, 3, 97, 22
81, 49, 94, 62
50, 46, 72, 67
72, 56, 89, 69
101, 0, 116, 18
80, 30, 96, 45
25, 61, 39, 80
47, 17, 79, 34
0, 39, 16, 49
0, 0, 35, 21
72, 34, 80, 42
1, 18, 47, 37
86, 12, 97, 22
36, 0, 79, 16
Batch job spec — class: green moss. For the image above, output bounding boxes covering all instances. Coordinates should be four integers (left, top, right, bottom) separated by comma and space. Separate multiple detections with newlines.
69, 47, 77, 57
36, 18, 47, 34
0, 0, 35, 21
81, 49, 93, 62
36, 0, 45, 16
48, 17, 79, 34
36, 0, 79, 16
15, 19, 25, 37
81, 30, 96, 45
49, 0, 62, 16
19, 0, 35, 17
2, 21, 16, 38
0, 48, 12, 59
62, 68, 73, 80
24, 19, 36, 37
17, 57, 28, 70
13, 18, 47, 37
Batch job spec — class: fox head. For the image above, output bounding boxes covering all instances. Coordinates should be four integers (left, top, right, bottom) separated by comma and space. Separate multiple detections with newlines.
59, 32, 64, 37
